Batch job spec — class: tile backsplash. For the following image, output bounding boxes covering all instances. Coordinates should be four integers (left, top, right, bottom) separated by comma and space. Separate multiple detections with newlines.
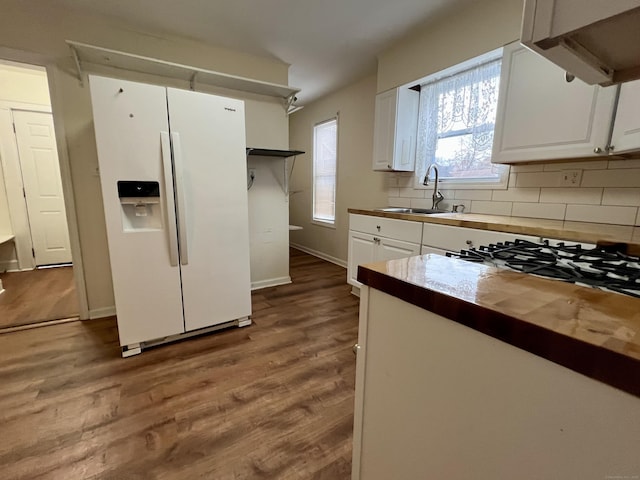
387, 159, 640, 226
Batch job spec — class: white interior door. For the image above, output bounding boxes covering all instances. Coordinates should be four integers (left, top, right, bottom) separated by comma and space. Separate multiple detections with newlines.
12, 110, 72, 266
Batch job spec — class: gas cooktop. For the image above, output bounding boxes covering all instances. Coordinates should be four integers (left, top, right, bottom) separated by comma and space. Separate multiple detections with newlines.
447, 239, 640, 299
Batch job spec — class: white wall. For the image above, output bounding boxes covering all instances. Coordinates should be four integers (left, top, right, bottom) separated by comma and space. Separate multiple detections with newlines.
289, 74, 387, 264
248, 156, 291, 289
0, 1, 290, 316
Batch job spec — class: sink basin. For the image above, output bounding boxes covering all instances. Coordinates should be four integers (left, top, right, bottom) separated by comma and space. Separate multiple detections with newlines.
374, 207, 445, 215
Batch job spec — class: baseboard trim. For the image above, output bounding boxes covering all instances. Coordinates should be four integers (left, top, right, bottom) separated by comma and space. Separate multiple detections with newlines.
89, 306, 116, 319
290, 243, 347, 268
0, 259, 19, 273
251, 277, 292, 291
0, 316, 80, 335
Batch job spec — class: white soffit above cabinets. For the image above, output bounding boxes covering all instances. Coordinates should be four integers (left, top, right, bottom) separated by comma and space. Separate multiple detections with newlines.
67, 41, 301, 107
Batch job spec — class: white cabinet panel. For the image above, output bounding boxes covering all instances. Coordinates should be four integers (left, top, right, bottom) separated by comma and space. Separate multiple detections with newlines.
348, 215, 422, 288
492, 43, 617, 164
378, 237, 421, 262
349, 214, 422, 244
372, 87, 419, 171
610, 79, 640, 154
422, 223, 539, 253
348, 231, 376, 287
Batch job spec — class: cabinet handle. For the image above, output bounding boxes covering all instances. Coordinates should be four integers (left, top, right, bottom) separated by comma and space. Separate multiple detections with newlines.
564, 72, 575, 83
466, 240, 473, 247
387, 164, 392, 169
376, 225, 381, 231
606, 145, 615, 152
352, 344, 360, 355
594, 147, 603, 154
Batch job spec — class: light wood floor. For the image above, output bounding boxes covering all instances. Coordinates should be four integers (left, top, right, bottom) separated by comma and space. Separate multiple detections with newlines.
0, 266, 79, 329
0, 249, 359, 479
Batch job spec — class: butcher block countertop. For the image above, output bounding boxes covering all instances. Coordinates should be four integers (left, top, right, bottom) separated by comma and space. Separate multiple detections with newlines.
348, 208, 640, 248
358, 254, 640, 398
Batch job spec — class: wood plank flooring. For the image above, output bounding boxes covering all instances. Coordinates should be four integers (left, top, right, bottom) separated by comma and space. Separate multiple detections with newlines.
0, 249, 359, 479
0, 266, 79, 328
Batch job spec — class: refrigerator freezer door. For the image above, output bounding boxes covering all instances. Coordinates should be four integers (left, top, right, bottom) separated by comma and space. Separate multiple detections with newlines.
167, 88, 252, 331
89, 75, 185, 346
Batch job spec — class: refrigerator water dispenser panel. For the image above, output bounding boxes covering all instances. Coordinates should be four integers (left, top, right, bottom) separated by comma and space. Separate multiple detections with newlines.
117, 181, 162, 232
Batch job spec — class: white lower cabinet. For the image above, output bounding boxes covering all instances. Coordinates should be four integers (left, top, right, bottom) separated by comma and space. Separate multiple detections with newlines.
348, 214, 422, 288
352, 287, 640, 479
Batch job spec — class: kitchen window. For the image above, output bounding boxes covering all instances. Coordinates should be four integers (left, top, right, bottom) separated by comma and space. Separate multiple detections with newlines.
415, 48, 509, 189
313, 117, 338, 225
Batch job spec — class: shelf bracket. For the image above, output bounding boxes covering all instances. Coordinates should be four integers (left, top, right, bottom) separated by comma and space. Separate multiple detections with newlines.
285, 93, 297, 114
190, 71, 198, 91
69, 44, 84, 87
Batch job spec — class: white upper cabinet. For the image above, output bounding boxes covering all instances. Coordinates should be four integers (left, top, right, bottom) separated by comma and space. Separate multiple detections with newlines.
610, 79, 640, 154
491, 42, 618, 164
372, 87, 419, 171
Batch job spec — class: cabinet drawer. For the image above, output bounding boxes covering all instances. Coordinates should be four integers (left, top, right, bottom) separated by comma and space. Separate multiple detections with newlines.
350, 214, 422, 244
422, 223, 539, 252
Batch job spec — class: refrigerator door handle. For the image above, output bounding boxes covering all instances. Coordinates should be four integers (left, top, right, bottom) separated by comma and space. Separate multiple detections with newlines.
161, 132, 179, 267
171, 132, 189, 266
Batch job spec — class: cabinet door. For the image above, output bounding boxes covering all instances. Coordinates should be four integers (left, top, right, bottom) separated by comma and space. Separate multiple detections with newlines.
492, 43, 617, 164
372, 88, 419, 171
377, 237, 421, 262
610, 79, 640, 154
372, 89, 396, 171
348, 231, 376, 287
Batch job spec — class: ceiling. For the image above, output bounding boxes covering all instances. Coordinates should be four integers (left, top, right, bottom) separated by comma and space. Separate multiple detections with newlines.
49, 0, 472, 104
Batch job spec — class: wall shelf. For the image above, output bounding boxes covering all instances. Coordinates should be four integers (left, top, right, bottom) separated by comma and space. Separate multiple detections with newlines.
246, 148, 304, 157
245, 148, 305, 198
67, 41, 300, 103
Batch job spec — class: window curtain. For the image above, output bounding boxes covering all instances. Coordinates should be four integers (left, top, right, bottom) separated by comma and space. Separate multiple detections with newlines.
415, 59, 501, 183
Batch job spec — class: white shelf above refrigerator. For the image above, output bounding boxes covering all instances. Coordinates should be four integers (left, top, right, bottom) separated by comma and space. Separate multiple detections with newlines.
67, 40, 300, 103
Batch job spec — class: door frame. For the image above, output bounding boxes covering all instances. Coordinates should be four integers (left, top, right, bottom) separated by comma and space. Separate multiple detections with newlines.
0, 46, 89, 319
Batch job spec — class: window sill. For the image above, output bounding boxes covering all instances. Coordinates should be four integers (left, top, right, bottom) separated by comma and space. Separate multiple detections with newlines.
312, 219, 336, 229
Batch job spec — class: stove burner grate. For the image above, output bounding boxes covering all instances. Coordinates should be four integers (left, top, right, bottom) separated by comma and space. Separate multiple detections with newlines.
446, 238, 640, 298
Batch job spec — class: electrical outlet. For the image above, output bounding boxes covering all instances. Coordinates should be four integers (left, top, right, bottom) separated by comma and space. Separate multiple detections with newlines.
559, 169, 582, 187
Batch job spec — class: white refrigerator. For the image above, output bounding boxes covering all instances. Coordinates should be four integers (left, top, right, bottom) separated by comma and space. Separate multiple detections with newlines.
89, 75, 252, 356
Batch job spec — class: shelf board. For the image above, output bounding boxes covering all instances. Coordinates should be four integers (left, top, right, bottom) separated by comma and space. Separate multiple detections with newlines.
67, 40, 300, 101
246, 148, 305, 158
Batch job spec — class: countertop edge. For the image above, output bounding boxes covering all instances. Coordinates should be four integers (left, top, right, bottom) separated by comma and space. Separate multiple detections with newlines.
357, 264, 640, 399
347, 208, 640, 248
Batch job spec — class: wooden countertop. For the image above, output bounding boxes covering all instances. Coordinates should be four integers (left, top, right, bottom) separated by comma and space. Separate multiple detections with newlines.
358, 254, 640, 398
348, 208, 640, 247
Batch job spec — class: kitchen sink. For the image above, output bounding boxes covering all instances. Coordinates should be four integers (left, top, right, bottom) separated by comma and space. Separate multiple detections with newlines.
374, 207, 445, 215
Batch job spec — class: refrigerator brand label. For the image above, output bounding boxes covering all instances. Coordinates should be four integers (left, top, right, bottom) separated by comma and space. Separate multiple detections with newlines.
224, 107, 237, 112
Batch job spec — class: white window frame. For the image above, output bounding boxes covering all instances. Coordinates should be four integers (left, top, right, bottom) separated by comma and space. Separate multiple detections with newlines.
414, 47, 509, 190
312, 116, 338, 227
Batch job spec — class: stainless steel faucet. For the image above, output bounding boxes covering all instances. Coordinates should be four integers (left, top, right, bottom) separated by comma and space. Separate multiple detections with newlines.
422, 163, 444, 210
